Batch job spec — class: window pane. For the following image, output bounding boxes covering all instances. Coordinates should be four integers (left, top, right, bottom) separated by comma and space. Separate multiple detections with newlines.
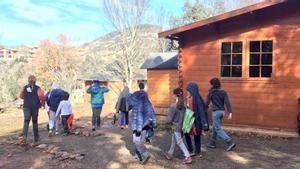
262, 40, 272, 52
250, 41, 260, 52
232, 66, 242, 77
222, 42, 231, 53
233, 42, 242, 53
262, 54, 272, 64
221, 66, 231, 77
250, 66, 260, 77
250, 54, 260, 65
221, 54, 231, 65
232, 54, 242, 65
261, 66, 272, 77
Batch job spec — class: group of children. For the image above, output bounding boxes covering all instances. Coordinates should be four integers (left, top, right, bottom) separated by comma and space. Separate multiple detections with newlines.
164, 78, 236, 164
45, 82, 73, 136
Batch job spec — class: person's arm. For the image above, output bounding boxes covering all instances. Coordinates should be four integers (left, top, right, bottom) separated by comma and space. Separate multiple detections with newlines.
224, 92, 233, 119
86, 86, 93, 94
103, 87, 109, 93
38, 88, 45, 107
166, 105, 176, 123
205, 92, 211, 109
56, 102, 62, 117
19, 88, 24, 99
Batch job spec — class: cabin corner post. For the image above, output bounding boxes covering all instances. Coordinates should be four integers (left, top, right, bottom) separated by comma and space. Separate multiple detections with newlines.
178, 41, 184, 89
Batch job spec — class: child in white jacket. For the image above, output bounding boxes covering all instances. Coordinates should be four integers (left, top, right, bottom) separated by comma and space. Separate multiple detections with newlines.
56, 92, 72, 136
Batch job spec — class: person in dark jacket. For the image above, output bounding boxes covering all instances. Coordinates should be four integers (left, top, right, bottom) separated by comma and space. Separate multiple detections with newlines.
128, 83, 157, 164
19, 75, 45, 144
164, 88, 192, 164
86, 80, 109, 131
185, 82, 209, 157
45, 82, 64, 136
205, 78, 236, 151
115, 86, 131, 129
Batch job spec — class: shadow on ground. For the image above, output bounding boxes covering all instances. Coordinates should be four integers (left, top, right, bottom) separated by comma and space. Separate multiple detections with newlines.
0, 116, 300, 169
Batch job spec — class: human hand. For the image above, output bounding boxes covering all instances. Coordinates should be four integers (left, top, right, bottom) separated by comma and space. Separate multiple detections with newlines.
228, 113, 232, 120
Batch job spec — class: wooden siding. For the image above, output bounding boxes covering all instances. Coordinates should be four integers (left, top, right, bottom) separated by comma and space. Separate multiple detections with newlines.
180, 4, 300, 129
147, 69, 179, 115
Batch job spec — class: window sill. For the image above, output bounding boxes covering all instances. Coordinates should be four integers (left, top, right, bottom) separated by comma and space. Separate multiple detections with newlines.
219, 77, 277, 84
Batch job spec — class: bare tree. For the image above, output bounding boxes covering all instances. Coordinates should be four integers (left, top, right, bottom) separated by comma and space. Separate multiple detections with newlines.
102, 0, 152, 89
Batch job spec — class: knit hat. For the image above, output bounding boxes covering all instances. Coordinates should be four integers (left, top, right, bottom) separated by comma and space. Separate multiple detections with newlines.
173, 88, 183, 96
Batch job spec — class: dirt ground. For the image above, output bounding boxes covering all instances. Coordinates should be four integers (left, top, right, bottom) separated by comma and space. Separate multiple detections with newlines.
0, 104, 299, 169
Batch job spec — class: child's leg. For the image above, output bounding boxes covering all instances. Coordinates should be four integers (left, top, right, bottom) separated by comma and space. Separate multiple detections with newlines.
167, 132, 176, 156
48, 110, 55, 131
92, 108, 98, 129
97, 107, 102, 128
133, 131, 147, 156
174, 132, 190, 157
61, 115, 69, 134
55, 116, 60, 132
213, 111, 231, 142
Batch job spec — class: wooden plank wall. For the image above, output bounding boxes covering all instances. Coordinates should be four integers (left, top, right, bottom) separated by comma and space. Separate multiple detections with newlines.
180, 3, 300, 129
147, 69, 179, 115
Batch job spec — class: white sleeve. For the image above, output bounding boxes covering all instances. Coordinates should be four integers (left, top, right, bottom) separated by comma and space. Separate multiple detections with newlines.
56, 102, 62, 117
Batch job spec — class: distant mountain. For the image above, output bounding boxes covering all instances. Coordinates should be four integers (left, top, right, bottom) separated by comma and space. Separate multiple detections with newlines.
80, 24, 162, 58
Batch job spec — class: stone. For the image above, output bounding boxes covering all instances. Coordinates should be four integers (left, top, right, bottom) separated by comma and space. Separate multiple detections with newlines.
69, 153, 81, 159
36, 144, 47, 149
50, 147, 60, 154
75, 155, 84, 161
46, 145, 56, 153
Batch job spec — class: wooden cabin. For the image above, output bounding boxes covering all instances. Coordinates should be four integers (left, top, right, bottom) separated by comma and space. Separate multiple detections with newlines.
141, 53, 179, 116
159, 0, 300, 130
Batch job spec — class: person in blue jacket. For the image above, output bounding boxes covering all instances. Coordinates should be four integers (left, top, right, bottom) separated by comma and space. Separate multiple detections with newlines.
86, 80, 109, 131
128, 83, 157, 164
185, 82, 209, 157
45, 82, 64, 136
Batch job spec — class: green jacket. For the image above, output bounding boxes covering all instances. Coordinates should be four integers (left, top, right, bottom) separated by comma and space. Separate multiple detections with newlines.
182, 108, 195, 133
86, 84, 109, 108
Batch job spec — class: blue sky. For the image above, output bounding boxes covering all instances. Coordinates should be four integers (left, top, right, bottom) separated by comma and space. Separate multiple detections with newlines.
0, 0, 185, 47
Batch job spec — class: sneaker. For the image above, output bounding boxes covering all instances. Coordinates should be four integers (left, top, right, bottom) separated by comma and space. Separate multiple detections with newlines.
48, 130, 53, 137
92, 128, 96, 132
189, 151, 195, 157
194, 153, 203, 158
164, 152, 173, 160
206, 143, 217, 149
140, 152, 150, 165
183, 157, 192, 164
55, 131, 59, 135
133, 154, 139, 160
226, 141, 236, 151
63, 133, 68, 136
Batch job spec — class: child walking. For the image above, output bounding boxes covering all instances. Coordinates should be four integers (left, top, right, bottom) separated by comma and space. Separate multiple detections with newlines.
205, 78, 236, 151
56, 92, 72, 136
128, 83, 157, 165
164, 88, 192, 164
115, 86, 131, 129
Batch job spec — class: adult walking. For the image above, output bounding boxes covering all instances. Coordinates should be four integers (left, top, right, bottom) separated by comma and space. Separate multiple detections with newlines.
185, 82, 209, 157
115, 86, 131, 129
86, 80, 109, 131
206, 78, 236, 151
19, 75, 45, 144
45, 82, 64, 136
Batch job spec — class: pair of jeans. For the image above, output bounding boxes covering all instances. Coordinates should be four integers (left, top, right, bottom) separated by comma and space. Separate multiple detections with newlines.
185, 133, 201, 154
49, 110, 60, 131
61, 115, 71, 134
168, 132, 190, 157
133, 130, 147, 155
22, 107, 39, 141
119, 111, 129, 126
210, 110, 231, 144
92, 107, 102, 128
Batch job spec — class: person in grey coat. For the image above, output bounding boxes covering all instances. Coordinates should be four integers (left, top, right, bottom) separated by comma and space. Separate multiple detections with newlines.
164, 88, 192, 164
115, 86, 131, 129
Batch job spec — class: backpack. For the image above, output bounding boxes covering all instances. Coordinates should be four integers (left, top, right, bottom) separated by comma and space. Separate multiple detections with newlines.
182, 108, 195, 134
119, 97, 128, 112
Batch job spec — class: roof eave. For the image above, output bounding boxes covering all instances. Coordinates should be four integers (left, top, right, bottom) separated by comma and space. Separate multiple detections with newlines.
158, 0, 288, 38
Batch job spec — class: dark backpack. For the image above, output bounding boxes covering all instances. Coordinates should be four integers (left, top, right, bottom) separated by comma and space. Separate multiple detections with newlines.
119, 97, 127, 112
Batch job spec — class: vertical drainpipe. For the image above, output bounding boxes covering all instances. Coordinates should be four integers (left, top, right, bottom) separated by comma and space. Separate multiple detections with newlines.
178, 40, 184, 89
